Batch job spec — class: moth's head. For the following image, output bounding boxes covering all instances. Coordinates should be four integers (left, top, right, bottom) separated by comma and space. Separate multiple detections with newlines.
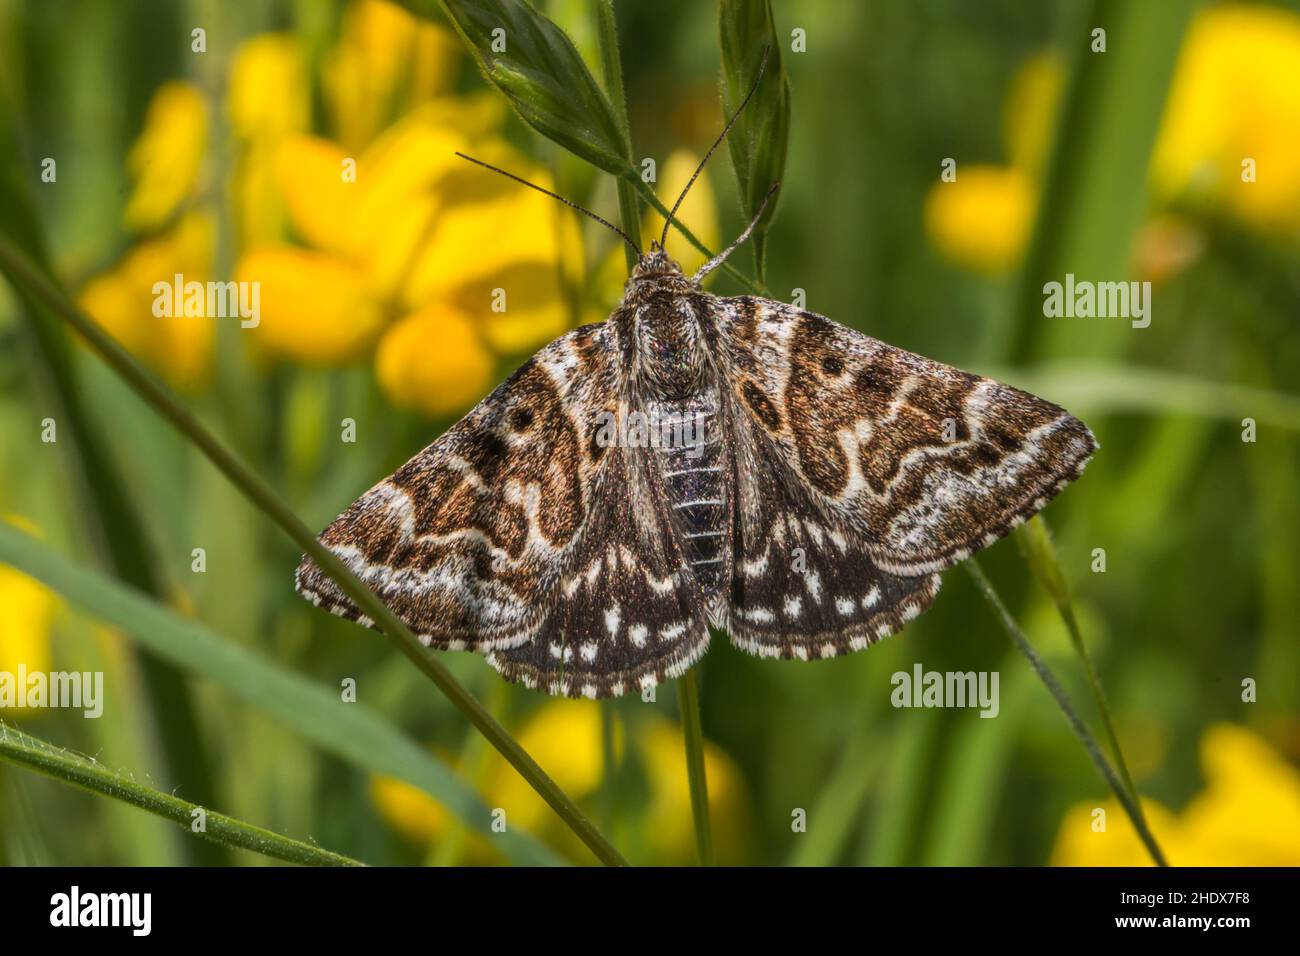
633, 245, 683, 279
627, 244, 691, 300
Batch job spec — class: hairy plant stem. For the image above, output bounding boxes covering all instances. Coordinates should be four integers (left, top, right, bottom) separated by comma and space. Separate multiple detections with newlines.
0, 721, 361, 866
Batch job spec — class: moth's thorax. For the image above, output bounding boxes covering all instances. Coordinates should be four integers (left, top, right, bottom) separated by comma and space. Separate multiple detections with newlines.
622, 251, 708, 400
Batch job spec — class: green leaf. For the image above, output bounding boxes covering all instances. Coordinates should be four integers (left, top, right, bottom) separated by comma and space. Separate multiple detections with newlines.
988, 361, 1300, 432
1010, 0, 1196, 362
437, 0, 634, 178
0, 721, 362, 867
719, 0, 789, 279
0, 521, 568, 867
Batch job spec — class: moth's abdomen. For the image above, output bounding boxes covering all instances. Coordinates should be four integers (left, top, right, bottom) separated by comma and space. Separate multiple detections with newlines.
647, 389, 729, 600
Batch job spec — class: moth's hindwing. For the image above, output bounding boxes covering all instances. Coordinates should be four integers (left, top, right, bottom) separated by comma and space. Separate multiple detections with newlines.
296, 322, 615, 651
715, 296, 1097, 576
485, 437, 710, 699
725, 394, 941, 658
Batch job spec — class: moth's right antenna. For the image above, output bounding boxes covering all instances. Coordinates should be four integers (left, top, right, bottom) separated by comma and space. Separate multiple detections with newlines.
454, 152, 642, 257
659, 45, 772, 248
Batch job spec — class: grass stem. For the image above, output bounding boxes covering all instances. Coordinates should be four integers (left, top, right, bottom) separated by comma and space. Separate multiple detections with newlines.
966, 559, 1167, 866
676, 669, 715, 866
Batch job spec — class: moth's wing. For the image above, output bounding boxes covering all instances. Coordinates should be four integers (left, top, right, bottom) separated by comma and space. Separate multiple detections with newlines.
725, 394, 941, 658
712, 296, 1096, 576
295, 322, 617, 650
485, 433, 710, 699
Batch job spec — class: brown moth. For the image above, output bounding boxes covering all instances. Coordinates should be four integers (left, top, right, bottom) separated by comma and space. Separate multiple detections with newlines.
296, 59, 1095, 700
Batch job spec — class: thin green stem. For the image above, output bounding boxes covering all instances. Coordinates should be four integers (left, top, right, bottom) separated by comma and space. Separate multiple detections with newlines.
965, 560, 1167, 867
591, 0, 642, 270
0, 237, 627, 868
1016, 517, 1141, 802
0, 721, 361, 867
676, 669, 715, 866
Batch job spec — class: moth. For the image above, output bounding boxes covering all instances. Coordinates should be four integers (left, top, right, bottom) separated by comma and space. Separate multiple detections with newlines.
296, 61, 1096, 700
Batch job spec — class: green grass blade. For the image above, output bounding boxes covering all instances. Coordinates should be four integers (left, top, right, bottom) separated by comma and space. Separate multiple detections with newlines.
590, 0, 642, 272
0, 237, 627, 867
0, 721, 361, 867
787, 731, 880, 867
1016, 516, 1141, 803
1009, 0, 1197, 362
991, 361, 1300, 432
0, 80, 226, 862
965, 559, 1167, 866
0, 520, 567, 867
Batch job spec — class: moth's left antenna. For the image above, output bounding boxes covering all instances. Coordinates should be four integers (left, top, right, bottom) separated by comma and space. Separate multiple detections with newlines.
659, 45, 772, 248
453, 152, 641, 257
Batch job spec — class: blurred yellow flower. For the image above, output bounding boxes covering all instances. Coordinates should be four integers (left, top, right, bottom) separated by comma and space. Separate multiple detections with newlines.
79, 212, 216, 389
1153, 5, 1300, 233
639, 719, 747, 865
926, 4, 1300, 275
123, 82, 208, 233
240, 103, 581, 417
228, 34, 309, 141
375, 306, 495, 418
1051, 723, 1300, 866
923, 165, 1034, 275
0, 518, 58, 716
228, 34, 310, 250
84, 80, 217, 386
324, 0, 462, 154
641, 149, 721, 275
369, 773, 453, 847
368, 698, 748, 864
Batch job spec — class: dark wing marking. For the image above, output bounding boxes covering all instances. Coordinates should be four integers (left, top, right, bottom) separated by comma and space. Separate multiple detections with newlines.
725, 396, 940, 658
295, 322, 614, 650
485, 434, 710, 699
712, 296, 1096, 576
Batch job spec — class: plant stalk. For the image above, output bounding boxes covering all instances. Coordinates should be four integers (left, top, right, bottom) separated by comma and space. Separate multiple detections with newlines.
966, 560, 1167, 866
677, 668, 715, 866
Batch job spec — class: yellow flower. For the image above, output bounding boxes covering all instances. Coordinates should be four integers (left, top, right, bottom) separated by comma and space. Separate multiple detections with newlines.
926, 5, 1300, 274
324, 0, 462, 154
483, 700, 746, 864
0, 518, 58, 715
485, 699, 617, 834
1051, 723, 1300, 866
641, 149, 721, 275
369, 773, 453, 847
228, 34, 310, 250
228, 35, 309, 141
1152, 5, 1300, 233
79, 212, 216, 389
240, 103, 581, 417
375, 306, 495, 417
123, 82, 208, 232
639, 719, 748, 865
922, 165, 1034, 275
